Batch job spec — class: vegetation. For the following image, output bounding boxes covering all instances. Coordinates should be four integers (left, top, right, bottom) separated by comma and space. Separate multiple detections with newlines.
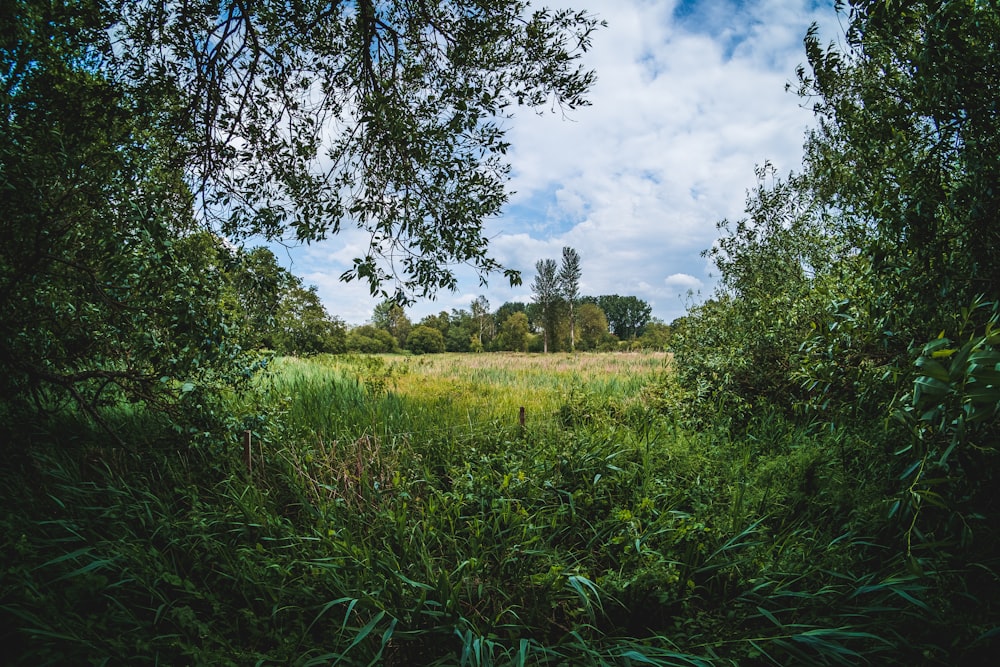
2, 0, 999, 664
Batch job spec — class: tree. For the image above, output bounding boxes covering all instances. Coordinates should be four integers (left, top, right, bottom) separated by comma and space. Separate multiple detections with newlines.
347, 325, 397, 353
497, 312, 530, 352
558, 247, 582, 351
797, 0, 1000, 341
406, 326, 446, 355
445, 309, 476, 352
638, 319, 671, 350
274, 285, 347, 355
372, 300, 412, 350
419, 311, 451, 337
577, 303, 610, 351
530, 259, 561, 353
0, 0, 602, 432
113, 0, 600, 299
597, 295, 652, 340
0, 9, 250, 432
228, 247, 293, 350
470, 296, 492, 348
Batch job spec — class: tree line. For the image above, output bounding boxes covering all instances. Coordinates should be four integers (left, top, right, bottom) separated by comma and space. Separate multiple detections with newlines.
354, 290, 665, 355
162, 239, 664, 357
344, 244, 668, 355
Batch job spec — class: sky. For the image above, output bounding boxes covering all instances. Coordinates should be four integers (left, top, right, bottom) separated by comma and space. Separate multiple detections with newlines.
274, 0, 837, 326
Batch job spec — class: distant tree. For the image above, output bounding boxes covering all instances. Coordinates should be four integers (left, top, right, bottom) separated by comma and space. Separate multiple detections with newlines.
490, 302, 524, 350
470, 296, 493, 348
274, 285, 346, 355
419, 311, 451, 337
228, 246, 291, 349
406, 325, 446, 354
638, 319, 671, 350
446, 309, 475, 352
531, 259, 561, 353
347, 325, 397, 353
558, 247, 582, 351
497, 312, 530, 352
577, 303, 610, 351
494, 302, 527, 337
597, 295, 652, 340
372, 299, 412, 349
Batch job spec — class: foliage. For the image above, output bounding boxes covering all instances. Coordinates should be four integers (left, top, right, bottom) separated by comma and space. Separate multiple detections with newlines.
5, 352, 992, 665
669, 165, 858, 425
274, 285, 347, 356
638, 320, 671, 351
577, 303, 613, 351
406, 325, 447, 354
497, 312, 531, 352
531, 259, 562, 353
596, 295, 653, 341
892, 298, 1000, 567
107, 0, 601, 298
372, 299, 413, 350
797, 0, 1000, 341
346, 325, 398, 354
559, 247, 583, 351
0, 6, 254, 432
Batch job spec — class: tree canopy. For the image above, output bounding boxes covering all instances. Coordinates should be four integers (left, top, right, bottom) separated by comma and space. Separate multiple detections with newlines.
106, 0, 600, 298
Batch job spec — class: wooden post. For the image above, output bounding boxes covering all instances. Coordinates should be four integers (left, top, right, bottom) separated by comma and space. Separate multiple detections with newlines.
243, 430, 252, 474
519, 406, 525, 431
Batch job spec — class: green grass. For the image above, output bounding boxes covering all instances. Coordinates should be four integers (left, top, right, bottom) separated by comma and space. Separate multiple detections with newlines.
1, 352, 995, 665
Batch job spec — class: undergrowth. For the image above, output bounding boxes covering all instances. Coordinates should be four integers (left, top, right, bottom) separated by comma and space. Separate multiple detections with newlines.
1, 353, 995, 665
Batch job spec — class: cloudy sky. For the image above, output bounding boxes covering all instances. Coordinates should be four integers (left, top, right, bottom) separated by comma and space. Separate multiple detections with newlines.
278, 0, 837, 326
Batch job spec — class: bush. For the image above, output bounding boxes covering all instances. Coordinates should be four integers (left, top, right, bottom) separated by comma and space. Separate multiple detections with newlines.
405, 325, 445, 354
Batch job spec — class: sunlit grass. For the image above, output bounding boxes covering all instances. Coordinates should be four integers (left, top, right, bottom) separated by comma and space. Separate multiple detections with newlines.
291, 351, 671, 424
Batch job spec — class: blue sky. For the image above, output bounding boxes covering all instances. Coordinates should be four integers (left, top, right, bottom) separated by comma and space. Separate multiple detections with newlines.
277, 0, 836, 326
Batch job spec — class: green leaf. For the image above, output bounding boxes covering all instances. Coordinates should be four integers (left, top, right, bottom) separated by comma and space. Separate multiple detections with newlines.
915, 358, 951, 382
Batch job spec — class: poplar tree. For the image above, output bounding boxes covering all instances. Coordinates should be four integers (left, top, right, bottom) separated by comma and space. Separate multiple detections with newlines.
559, 247, 582, 351
530, 259, 560, 353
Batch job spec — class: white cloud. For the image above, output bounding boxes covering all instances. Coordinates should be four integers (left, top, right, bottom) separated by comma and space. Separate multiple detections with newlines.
278, 0, 834, 325
664, 273, 704, 290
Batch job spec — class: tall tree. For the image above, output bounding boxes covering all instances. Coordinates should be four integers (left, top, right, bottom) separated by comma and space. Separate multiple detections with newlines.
558, 247, 582, 351
470, 296, 492, 348
797, 0, 1000, 340
530, 259, 560, 353
372, 299, 412, 350
597, 295, 652, 340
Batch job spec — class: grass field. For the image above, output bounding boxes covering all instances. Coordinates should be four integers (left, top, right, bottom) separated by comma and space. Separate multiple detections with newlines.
0, 351, 960, 665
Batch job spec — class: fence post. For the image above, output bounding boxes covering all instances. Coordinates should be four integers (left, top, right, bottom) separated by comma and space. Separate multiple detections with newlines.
519, 406, 525, 431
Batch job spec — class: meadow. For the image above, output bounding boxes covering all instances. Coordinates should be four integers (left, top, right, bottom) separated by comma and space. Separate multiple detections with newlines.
0, 351, 971, 665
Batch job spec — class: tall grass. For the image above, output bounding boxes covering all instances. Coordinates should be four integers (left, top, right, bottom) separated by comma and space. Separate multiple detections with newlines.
2, 351, 989, 665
